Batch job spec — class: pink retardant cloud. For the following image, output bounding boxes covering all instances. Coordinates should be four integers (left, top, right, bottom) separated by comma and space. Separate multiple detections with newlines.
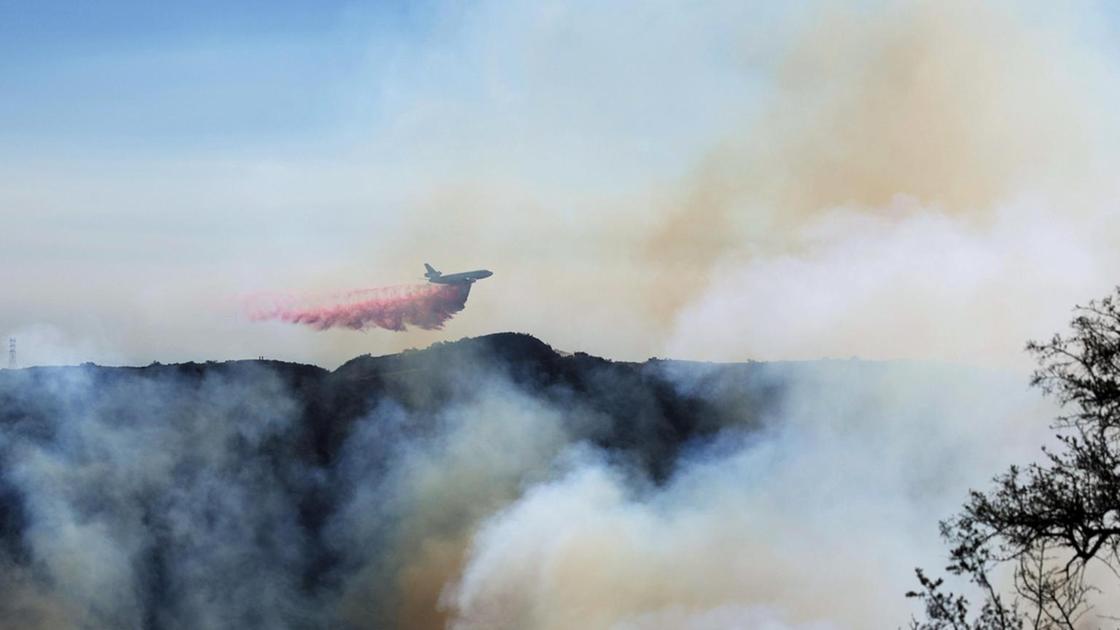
246, 283, 471, 332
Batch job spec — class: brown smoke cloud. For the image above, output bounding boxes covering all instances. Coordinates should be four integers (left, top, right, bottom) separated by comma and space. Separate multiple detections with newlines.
337, 0, 1119, 368
645, 0, 1118, 326
0, 563, 76, 630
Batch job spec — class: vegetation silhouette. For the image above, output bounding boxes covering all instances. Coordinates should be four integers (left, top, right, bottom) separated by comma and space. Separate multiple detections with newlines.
909, 288, 1120, 629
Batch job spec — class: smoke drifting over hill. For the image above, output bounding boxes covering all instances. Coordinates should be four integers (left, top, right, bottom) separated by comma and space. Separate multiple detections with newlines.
0, 334, 1053, 629
1, 0, 1117, 627
246, 284, 471, 332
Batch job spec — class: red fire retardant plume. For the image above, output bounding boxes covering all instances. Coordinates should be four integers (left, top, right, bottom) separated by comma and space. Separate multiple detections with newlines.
247, 283, 471, 332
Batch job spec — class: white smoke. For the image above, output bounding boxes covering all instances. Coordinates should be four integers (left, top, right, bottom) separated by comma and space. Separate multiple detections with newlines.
667, 199, 1115, 366
444, 362, 1055, 629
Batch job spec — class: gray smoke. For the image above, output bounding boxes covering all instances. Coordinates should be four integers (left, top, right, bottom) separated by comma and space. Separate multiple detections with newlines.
0, 345, 1056, 629
0, 365, 320, 630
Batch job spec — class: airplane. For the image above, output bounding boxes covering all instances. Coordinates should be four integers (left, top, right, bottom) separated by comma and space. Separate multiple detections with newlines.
424, 263, 493, 285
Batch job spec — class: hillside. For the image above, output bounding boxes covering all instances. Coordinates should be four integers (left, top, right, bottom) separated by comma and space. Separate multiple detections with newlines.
0, 333, 1032, 630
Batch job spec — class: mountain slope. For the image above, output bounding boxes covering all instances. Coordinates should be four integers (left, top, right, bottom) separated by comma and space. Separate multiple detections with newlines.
0, 332, 1038, 630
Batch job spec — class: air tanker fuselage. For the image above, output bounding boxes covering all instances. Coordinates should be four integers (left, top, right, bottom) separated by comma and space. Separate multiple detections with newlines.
424, 263, 493, 285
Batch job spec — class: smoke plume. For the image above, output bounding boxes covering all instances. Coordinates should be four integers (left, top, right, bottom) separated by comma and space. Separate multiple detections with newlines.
246, 284, 471, 332
0, 336, 1060, 628
7, 1, 1120, 367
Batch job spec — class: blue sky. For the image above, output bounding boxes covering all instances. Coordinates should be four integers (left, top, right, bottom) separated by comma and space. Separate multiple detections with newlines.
0, 1, 440, 156
0, 0, 767, 365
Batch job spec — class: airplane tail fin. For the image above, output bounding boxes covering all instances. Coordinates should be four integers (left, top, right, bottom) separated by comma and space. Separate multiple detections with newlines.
424, 263, 441, 278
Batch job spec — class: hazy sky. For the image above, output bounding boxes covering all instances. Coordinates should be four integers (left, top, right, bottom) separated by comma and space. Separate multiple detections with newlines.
2, 0, 1119, 368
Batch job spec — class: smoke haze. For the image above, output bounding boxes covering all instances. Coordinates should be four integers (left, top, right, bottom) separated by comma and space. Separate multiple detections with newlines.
4, 1, 1119, 367
0, 337, 1060, 628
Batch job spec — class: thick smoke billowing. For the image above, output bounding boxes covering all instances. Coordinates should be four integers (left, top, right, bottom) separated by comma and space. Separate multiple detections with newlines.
6, 1, 1119, 367
247, 284, 471, 332
444, 361, 1056, 629
649, 1, 1120, 366
0, 363, 317, 629
0, 335, 1058, 628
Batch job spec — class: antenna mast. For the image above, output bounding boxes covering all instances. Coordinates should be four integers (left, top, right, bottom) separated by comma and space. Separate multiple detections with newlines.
7, 338, 15, 370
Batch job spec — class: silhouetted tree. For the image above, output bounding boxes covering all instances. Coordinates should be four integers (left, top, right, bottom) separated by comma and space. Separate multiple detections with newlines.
909, 289, 1120, 629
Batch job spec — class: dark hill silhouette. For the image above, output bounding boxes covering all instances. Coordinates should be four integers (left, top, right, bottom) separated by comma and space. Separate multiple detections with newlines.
0, 332, 869, 629
322, 333, 785, 477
